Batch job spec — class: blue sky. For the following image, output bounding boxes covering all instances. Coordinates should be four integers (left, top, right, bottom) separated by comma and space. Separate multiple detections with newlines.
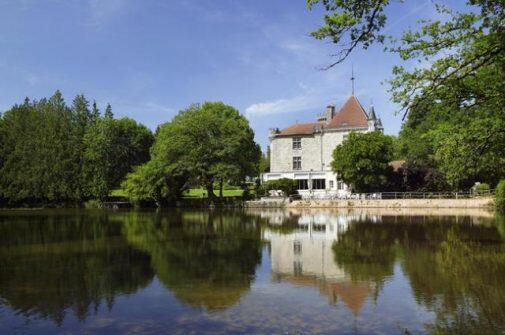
0, 0, 466, 149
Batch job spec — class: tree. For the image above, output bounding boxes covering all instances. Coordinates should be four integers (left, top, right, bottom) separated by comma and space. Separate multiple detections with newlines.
0, 92, 83, 203
91, 100, 100, 122
308, 1, 505, 190
331, 131, 394, 192
148, 102, 261, 202
308, 0, 505, 114
259, 146, 271, 173
121, 160, 188, 206
0, 92, 154, 205
104, 103, 113, 119
83, 116, 154, 199
71, 94, 92, 199
307, 0, 390, 68
397, 47, 505, 189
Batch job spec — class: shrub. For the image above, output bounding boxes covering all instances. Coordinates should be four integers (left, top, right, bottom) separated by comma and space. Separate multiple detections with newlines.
263, 178, 298, 196
84, 199, 102, 209
255, 183, 267, 198
496, 180, 505, 212
474, 182, 490, 194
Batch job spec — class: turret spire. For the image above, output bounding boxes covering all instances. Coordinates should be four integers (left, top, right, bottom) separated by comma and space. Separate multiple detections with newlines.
351, 64, 355, 96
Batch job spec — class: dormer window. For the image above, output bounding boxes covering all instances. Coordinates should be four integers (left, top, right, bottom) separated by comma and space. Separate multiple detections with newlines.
292, 137, 301, 150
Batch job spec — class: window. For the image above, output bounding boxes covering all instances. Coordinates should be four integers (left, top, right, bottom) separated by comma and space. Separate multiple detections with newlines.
329, 180, 334, 189
312, 178, 326, 190
337, 181, 344, 190
297, 179, 308, 190
293, 156, 301, 170
293, 241, 302, 255
292, 137, 301, 149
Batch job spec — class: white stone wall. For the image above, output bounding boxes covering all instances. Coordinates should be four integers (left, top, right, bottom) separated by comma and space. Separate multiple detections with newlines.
270, 135, 323, 172
263, 218, 349, 279
270, 128, 368, 173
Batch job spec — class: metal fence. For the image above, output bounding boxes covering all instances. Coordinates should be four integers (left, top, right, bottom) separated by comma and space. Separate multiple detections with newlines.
299, 189, 495, 200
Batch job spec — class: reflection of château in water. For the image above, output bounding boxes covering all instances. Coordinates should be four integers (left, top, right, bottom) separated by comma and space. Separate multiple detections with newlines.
263, 211, 376, 316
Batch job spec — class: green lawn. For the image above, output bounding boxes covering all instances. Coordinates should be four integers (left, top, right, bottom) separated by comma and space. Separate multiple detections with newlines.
110, 189, 128, 197
110, 187, 246, 199
182, 188, 244, 198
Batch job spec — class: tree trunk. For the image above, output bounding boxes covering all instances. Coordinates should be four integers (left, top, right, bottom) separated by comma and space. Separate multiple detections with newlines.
206, 180, 216, 203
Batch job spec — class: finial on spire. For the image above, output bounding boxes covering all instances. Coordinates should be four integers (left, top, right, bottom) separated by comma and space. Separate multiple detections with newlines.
351, 64, 355, 96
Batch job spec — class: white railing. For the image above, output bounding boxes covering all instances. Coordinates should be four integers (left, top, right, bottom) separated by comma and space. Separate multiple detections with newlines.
298, 189, 495, 200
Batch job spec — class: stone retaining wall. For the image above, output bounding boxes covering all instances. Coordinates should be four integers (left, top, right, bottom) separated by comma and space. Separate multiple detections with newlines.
287, 197, 494, 209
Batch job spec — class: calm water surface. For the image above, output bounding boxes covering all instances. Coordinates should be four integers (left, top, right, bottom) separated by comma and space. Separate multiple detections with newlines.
0, 208, 504, 335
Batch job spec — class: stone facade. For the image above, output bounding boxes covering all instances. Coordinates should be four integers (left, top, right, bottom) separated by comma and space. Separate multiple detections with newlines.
262, 96, 383, 197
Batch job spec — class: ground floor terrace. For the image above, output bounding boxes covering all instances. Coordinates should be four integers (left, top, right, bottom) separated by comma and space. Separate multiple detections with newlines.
261, 170, 351, 199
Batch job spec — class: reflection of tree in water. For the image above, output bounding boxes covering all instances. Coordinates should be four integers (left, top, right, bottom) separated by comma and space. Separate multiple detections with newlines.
332, 220, 398, 290
332, 215, 505, 334
404, 229, 505, 334
122, 210, 263, 311
0, 211, 154, 325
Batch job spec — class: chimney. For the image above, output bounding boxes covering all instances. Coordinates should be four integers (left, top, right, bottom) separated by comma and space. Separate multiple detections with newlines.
326, 104, 335, 122
268, 128, 280, 140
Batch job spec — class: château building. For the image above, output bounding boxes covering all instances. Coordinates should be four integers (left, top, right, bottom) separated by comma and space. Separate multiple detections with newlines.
261, 95, 383, 196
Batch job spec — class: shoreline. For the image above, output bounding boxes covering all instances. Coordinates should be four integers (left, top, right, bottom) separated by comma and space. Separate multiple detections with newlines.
246, 197, 495, 209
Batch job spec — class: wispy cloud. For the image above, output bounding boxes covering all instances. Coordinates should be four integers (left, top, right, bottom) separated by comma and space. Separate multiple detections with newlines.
245, 77, 352, 118
86, 0, 126, 27
245, 93, 318, 118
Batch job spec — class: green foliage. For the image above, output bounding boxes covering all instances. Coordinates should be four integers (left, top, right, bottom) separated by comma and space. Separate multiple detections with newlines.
309, 1, 504, 112
121, 160, 188, 205
331, 131, 394, 192
132, 102, 261, 203
474, 183, 490, 194
0, 92, 153, 205
307, 0, 390, 68
259, 146, 271, 173
83, 116, 154, 199
332, 216, 505, 334
309, 1, 505, 191
262, 178, 298, 196
496, 180, 505, 213
0, 212, 154, 323
122, 211, 262, 311
397, 48, 505, 190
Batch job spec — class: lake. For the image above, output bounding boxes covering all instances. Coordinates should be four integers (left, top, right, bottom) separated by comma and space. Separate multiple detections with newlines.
0, 208, 504, 334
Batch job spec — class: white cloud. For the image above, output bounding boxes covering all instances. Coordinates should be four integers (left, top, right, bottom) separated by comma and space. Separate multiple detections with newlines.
245, 94, 318, 118
86, 0, 126, 27
245, 66, 368, 119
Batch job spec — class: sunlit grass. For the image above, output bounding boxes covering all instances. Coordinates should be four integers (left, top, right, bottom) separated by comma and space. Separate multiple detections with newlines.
182, 188, 244, 198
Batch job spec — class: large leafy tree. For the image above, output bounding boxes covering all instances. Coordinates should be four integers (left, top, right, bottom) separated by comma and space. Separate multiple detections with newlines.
331, 131, 394, 192
124, 102, 261, 204
397, 48, 505, 189
150, 102, 261, 201
309, 0, 505, 189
